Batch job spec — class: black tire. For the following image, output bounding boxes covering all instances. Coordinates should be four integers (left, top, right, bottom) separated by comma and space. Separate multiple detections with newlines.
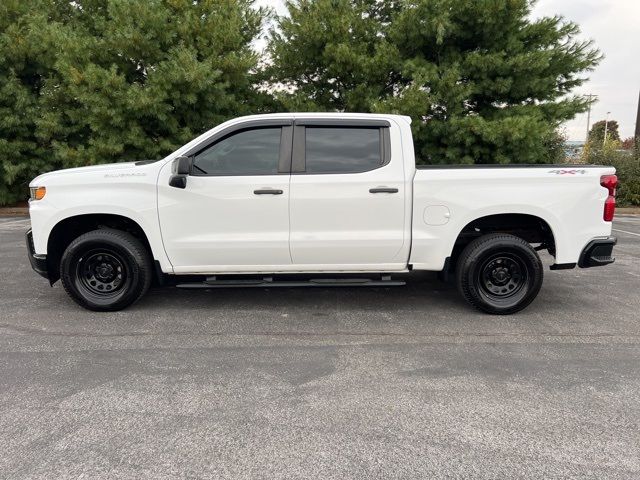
456, 233, 543, 315
60, 229, 153, 311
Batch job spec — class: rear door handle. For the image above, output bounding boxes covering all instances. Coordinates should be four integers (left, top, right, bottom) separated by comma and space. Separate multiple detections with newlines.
254, 189, 283, 195
369, 187, 399, 194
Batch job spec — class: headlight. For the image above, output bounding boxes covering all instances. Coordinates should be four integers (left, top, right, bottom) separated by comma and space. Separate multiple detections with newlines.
29, 186, 46, 201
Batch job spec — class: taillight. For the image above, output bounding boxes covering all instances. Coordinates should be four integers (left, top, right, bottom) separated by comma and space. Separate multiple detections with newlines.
601, 174, 617, 222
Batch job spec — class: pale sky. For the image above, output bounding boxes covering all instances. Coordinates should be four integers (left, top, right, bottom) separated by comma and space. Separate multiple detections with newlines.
257, 0, 639, 141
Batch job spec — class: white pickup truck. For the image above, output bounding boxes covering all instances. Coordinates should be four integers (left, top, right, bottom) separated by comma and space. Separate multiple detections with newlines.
26, 113, 618, 314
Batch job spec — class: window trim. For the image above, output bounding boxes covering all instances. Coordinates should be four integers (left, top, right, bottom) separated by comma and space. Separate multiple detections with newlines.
294, 118, 391, 127
188, 120, 293, 177
292, 121, 392, 175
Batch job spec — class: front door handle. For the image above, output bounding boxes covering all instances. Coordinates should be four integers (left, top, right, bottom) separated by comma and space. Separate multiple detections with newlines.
369, 187, 399, 194
254, 189, 283, 195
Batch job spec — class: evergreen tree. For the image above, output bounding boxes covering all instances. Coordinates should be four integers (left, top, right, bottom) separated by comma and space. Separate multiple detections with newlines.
269, 0, 600, 165
268, 0, 401, 112
0, 0, 65, 204
0, 0, 269, 204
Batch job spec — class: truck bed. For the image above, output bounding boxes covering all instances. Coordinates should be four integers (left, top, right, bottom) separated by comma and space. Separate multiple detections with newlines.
408, 164, 615, 271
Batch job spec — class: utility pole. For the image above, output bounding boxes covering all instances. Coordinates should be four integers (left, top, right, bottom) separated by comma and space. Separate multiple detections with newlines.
635, 90, 640, 141
585, 93, 597, 143
603, 111, 611, 147
635, 90, 639, 160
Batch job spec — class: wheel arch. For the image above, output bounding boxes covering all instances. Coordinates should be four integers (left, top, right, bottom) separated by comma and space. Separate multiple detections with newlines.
448, 212, 557, 270
46, 213, 157, 284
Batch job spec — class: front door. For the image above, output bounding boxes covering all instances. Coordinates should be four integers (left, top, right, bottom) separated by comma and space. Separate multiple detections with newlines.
288, 120, 407, 269
158, 122, 293, 273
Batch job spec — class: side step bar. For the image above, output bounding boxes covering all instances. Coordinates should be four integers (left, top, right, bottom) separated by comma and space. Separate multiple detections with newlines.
176, 276, 405, 289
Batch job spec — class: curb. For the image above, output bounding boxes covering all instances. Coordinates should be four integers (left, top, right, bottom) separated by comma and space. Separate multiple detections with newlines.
617, 208, 640, 215
0, 208, 29, 216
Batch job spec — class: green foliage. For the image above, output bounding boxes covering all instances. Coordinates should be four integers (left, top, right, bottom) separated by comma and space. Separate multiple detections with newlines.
267, 0, 401, 112
0, 0, 269, 204
587, 119, 620, 146
1, 0, 604, 205
584, 140, 640, 207
269, 0, 600, 165
616, 159, 640, 207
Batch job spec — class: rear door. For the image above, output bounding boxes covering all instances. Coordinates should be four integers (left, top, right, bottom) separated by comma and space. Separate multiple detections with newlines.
288, 119, 407, 269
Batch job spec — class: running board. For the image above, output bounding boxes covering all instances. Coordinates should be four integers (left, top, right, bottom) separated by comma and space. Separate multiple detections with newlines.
175, 276, 405, 289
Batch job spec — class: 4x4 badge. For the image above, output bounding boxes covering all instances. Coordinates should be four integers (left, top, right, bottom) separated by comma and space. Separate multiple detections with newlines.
548, 169, 587, 175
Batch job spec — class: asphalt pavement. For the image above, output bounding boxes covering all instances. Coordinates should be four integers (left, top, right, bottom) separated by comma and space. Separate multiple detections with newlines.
1, 216, 639, 479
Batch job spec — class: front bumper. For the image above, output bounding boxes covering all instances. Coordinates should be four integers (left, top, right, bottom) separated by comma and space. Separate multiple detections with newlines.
26, 229, 49, 279
578, 236, 617, 268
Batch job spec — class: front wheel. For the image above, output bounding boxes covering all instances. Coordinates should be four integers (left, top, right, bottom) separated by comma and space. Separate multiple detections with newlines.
60, 229, 153, 311
456, 234, 543, 315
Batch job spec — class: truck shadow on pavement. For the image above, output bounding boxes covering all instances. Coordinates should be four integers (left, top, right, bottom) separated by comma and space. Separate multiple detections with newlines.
125, 268, 608, 328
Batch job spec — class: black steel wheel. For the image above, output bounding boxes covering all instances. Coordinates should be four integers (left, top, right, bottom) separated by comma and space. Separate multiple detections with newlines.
456, 234, 543, 314
60, 229, 152, 311
76, 249, 130, 297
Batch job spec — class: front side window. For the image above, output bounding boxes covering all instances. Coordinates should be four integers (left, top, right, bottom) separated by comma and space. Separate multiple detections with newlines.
304, 127, 382, 173
193, 127, 282, 176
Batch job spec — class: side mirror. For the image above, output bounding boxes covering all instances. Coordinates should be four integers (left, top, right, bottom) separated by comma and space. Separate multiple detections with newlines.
169, 175, 187, 189
174, 156, 191, 175
169, 156, 191, 189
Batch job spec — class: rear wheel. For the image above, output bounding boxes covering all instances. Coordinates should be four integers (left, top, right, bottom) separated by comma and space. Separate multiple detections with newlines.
60, 229, 153, 311
456, 233, 543, 314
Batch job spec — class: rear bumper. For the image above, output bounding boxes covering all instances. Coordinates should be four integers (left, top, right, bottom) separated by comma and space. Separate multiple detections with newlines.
26, 229, 49, 279
578, 236, 617, 268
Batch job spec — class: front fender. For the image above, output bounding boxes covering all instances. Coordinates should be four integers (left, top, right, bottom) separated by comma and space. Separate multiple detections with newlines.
28, 185, 173, 274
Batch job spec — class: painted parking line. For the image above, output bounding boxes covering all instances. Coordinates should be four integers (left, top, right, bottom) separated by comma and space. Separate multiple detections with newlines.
613, 228, 640, 237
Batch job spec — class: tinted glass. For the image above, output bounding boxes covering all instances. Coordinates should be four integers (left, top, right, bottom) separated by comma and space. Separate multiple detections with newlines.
193, 128, 281, 175
305, 127, 382, 173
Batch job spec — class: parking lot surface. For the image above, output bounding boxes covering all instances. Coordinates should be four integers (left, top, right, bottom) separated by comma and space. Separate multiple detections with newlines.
1, 216, 639, 479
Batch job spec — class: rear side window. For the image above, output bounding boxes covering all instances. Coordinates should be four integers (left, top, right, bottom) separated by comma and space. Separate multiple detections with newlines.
304, 127, 383, 173
192, 127, 281, 176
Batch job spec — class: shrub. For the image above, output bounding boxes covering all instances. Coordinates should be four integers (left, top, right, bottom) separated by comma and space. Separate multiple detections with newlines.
584, 141, 640, 206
